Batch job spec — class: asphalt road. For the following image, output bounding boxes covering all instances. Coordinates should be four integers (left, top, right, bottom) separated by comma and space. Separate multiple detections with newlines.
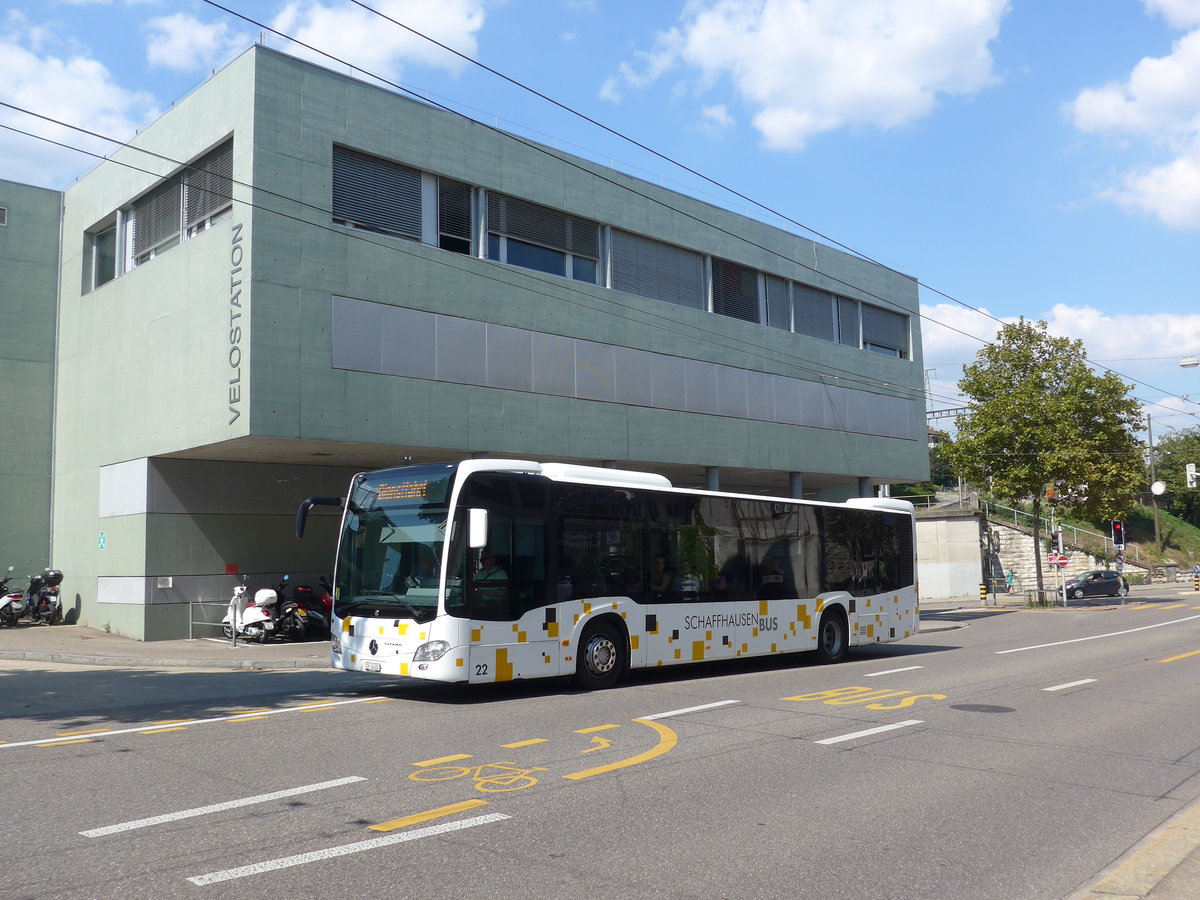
2, 596, 1199, 899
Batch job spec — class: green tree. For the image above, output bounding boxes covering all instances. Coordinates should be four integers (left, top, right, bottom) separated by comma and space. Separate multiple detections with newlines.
1155, 426, 1200, 527
941, 318, 1144, 592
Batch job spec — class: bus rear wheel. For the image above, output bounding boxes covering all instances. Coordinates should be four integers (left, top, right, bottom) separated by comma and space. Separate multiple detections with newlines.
815, 610, 847, 664
573, 621, 625, 690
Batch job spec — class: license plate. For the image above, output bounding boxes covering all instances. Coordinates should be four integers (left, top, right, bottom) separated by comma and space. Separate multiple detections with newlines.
363, 661, 381, 673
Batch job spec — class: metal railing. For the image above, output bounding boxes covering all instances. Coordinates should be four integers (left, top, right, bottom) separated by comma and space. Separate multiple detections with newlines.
980, 500, 1139, 562
188, 600, 231, 640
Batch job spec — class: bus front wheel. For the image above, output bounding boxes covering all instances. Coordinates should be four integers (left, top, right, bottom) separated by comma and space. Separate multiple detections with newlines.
573, 620, 625, 690
815, 610, 847, 664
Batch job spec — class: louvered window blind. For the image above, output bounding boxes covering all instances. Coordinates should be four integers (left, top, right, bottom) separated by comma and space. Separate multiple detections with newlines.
862, 303, 908, 356
838, 296, 860, 347
438, 178, 472, 254
611, 230, 704, 309
487, 193, 598, 259
332, 146, 422, 239
185, 140, 233, 231
792, 283, 835, 341
131, 174, 182, 259
712, 258, 759, 323
765, 275, 790, 330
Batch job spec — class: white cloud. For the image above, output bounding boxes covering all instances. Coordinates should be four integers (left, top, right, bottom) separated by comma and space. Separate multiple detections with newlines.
0, 39, 158, 187
603, 0, 1009, 149
700, 104, 734, 135
145, 13, 248, 72
270, 0, 487, 82
1071, 15, 1200, 229
1144, 0, 1200, 29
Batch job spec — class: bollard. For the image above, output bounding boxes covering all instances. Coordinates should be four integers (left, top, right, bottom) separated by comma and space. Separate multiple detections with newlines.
979, 583, 987, 605
1194, 574, 1198, 591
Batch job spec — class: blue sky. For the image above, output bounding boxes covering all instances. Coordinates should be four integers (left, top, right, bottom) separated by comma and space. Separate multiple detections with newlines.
3, 0, 1200, 434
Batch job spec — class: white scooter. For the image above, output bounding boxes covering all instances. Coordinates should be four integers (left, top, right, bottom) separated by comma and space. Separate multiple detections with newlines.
0, 567, 25, 627
221, 575, 279, 643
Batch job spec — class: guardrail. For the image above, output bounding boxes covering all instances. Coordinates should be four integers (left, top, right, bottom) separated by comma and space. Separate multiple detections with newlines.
981, 500, 1139, 562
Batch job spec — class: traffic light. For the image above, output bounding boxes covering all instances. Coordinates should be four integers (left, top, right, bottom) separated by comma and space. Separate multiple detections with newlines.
1188, 463, 1197, 489
1112, 520, 1125, 548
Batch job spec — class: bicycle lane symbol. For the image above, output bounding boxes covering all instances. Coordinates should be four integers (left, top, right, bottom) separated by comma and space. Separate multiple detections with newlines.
408, 760, 547, 793
404, 717, 680, 794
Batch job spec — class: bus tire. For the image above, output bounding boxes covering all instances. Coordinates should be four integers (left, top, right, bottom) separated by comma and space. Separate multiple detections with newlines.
814, 609, 847, 664
573, 620, 625, 690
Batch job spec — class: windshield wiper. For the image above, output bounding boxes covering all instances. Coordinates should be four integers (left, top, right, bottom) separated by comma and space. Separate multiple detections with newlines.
358, 590, 425, 620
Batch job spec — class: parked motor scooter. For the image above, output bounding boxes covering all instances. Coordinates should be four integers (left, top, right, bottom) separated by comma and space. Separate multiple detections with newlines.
0, 566, 25, 627
25, 568, 63, 625
221, 575, 277, 643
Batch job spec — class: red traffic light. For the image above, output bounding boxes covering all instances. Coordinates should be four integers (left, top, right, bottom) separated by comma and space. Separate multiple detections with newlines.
1112, 521, 1125, 546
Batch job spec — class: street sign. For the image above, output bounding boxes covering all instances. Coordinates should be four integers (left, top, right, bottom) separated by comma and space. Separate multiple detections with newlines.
1057, 556, 1069, 568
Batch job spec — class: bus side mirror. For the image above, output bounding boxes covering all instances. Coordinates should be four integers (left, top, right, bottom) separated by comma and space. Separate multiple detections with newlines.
469, 508, 488, 549
296, 496, 343, 538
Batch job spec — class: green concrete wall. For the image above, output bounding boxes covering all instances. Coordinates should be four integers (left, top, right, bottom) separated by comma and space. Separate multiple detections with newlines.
248, 48, 926, 481
0, 179, 59, 580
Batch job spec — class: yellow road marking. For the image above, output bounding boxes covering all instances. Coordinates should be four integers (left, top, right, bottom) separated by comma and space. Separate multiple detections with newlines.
1160, 604, 1187, 610
54, 728, 109, 737
236, 708, 273, 715
140, 727, 188, 734
563, 718, 677, 781
152, 719, 199, 725
575, 724, 620, 734
38, 739, 94, 748
413, 754, 473, 767
369, 799, 489, 833
293, 703, 336, 711
502, 739, 547, 749
1160, 649, 1200, 663
362, 698, 395, 704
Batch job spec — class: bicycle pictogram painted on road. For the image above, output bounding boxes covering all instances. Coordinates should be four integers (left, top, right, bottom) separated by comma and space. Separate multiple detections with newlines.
407, 761, 548, 793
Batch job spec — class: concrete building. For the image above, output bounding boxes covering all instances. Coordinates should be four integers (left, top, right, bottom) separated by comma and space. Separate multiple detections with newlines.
2, 45, 928, 639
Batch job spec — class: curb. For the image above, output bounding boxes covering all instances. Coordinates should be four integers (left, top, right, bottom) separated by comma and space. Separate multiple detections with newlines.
0, 649, 325, 670
1069, 793, 1200, 899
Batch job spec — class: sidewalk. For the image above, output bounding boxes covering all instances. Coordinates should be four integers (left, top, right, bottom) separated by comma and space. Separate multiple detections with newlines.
0, 624, 330, 669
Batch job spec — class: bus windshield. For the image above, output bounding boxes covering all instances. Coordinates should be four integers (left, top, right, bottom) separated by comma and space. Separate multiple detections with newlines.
334, 466, 456, 622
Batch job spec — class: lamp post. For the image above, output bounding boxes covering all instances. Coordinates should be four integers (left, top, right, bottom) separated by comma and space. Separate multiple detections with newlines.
1147, 414, 1163, 556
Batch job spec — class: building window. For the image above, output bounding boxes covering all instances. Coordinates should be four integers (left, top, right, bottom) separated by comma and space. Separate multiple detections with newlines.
765, 275, 790, 331
486, 192, 599, 283
332, 145, 422, 240
610, 230, 704, 310
0, 207, 7, 226
130, 173, 182, 265
862, 303, 908, 358
837, 296, 860, 347
711, 258, 759, 324
792, 282, 836, 341
84, 219, 119, 292
438, 178, 472, 254
185, 140, 233, 236
126, 138, 234, 268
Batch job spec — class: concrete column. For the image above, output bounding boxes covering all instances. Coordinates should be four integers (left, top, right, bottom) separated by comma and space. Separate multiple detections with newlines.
858, 476, 873, 498
788, 473, 803, 499
705, 467, 720, 491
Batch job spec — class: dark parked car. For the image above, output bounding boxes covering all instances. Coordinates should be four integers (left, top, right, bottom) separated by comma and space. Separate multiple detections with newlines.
1064, 569, 1129, 599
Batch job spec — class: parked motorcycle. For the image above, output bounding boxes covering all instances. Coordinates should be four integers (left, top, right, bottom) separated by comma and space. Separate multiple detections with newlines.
291, 576, 331, 640
271, 575, 311, 642
0, 567, 25, 627
25, 568, 63, 625
221, 575, 277, 643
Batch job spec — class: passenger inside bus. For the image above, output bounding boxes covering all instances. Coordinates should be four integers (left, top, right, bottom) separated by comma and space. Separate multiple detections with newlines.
648, 555, 673, 597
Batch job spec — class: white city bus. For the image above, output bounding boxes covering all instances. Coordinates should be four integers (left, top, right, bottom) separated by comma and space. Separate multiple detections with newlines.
296, 459, 918, 689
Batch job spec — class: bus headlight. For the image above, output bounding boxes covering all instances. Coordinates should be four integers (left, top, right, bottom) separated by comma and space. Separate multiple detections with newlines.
413, 640, 450, 661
